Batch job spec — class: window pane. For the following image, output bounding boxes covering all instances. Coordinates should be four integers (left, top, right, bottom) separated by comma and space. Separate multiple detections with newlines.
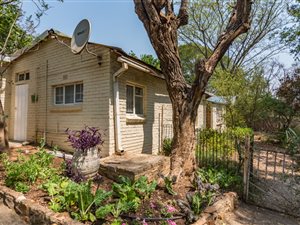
126, 85, 133, 113
75, 83, 83, 103
25, 73, 30, 80
55, 87, 63, 104
65, 85, 74, 104
135, 96, 143, 114
18, 74, 24, 81
135, 87, 143, 96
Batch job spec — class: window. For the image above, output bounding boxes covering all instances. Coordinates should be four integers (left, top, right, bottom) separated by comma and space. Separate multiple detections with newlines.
126, 85, 144, 115
16, 72, 30, 82
54, 83, 83, 105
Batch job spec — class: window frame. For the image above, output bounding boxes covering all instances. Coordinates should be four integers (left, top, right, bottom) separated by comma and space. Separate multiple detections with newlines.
126, 84, 145, 116
54, 82, 83, 105
16, 72, 30, 82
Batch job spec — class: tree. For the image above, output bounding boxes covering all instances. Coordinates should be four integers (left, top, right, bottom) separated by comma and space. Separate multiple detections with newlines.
276, 65, 300, 129
179, 0, 287, 78
129, 51, 161, 69
0, 0, 62, 151
281, 0, 300, 59
134, 0, 252, 180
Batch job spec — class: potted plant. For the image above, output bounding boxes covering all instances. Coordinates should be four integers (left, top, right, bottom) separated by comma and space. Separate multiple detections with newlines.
66, 126, 104, 179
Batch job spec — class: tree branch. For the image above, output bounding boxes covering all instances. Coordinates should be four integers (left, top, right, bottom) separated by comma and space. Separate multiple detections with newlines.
0, 0, 18, 6
178, 0, 189, 27
0, 10, 20, 55
205, 0, 252, 74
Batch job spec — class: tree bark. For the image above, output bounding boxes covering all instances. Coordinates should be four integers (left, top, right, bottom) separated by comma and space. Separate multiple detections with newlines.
0, 99, 9, 152
134, 0, 252, 181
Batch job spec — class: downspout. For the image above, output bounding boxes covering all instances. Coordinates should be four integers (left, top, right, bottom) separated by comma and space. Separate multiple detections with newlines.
113, 61, 128, 154
44, 60, 48, 143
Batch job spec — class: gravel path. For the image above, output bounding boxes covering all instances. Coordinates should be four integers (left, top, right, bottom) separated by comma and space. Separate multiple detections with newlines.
0, 202, 28, 225
224, 202, 300, 225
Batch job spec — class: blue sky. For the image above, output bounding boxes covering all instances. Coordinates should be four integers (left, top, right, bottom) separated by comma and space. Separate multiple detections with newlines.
23, 0, 156, 57
23, 0, 295, 67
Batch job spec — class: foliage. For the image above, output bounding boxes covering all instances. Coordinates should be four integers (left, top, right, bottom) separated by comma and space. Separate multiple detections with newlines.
129, 51, 160, 69
178, 166, 241, 220
112, 176, 157, 212
179, 0, 287, 75
0, 147, 58, 193
163, 176, 177, 196
276, 66, 300, 128
281, 0, 300, 59
66, 126, 104, 152
197, 128, 253, 170
284, 128, 300, 155
0, 0, 63, 57
0, 3, 33, 55
196, 167, 242, 191
43, 178, 112, 222
177, 170, 219, 222
62, 157, 85, 183
162, 138, 172, 156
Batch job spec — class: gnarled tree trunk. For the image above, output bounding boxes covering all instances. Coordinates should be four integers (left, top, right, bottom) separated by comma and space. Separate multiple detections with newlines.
134, 0, 252, 181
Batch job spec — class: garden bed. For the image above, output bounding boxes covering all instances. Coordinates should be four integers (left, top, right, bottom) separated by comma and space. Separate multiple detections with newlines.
0, 144, 241, 225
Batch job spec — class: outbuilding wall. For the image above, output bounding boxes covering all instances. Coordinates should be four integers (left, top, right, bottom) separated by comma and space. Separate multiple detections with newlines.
109, 55, 171, 155
5, 38, 112, 156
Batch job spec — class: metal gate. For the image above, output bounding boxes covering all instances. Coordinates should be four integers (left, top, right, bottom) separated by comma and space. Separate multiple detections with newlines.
248, 147, 300, 217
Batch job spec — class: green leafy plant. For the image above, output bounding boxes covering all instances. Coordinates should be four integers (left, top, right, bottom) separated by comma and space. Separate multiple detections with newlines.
163, 176, 177, 195
43, 178, 112, 222
196, 167, 242, 190
284, 128, 300, 155
162, 138, 172, 156
112, 176, 157, 212
0, 146, 58, 193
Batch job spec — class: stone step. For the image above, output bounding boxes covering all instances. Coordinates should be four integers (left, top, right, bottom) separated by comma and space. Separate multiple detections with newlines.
99, 153, 170, 182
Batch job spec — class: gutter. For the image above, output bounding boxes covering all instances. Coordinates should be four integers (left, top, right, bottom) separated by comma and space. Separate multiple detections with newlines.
117, 56, 150, 73
113, 61, 128, 154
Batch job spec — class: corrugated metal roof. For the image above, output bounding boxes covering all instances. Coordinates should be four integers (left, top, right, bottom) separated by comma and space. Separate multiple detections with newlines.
207, 96, 228, 105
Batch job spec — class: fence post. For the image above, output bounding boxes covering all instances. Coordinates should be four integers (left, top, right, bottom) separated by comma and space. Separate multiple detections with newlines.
160, 105, 164, 152
243, 136, 251, 202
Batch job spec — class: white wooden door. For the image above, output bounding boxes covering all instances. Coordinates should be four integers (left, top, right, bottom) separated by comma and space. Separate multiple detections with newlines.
14, 84, 28, 141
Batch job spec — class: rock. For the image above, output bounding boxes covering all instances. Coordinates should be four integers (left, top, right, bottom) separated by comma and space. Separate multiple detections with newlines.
15, 202, 29, 216
16, 195, 26, 203
4, 195, 15, 209
192, 192, 238, 225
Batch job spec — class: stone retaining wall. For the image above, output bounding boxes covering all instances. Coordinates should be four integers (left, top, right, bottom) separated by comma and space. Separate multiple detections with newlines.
0, 185, 83, 225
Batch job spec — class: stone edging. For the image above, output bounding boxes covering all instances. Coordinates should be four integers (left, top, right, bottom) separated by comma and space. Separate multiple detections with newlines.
0, 185, 83, 225
0, 184, 237, 225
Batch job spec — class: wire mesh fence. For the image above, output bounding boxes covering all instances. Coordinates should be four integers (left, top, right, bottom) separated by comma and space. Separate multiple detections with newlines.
195, 128, 252, 172
161, 125, 252, 172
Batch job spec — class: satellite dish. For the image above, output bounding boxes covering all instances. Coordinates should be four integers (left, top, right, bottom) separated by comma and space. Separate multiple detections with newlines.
71, 19, 91, 54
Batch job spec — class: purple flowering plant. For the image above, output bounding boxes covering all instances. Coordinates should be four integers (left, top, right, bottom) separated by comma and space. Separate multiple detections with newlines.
66, 126, 104, 152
